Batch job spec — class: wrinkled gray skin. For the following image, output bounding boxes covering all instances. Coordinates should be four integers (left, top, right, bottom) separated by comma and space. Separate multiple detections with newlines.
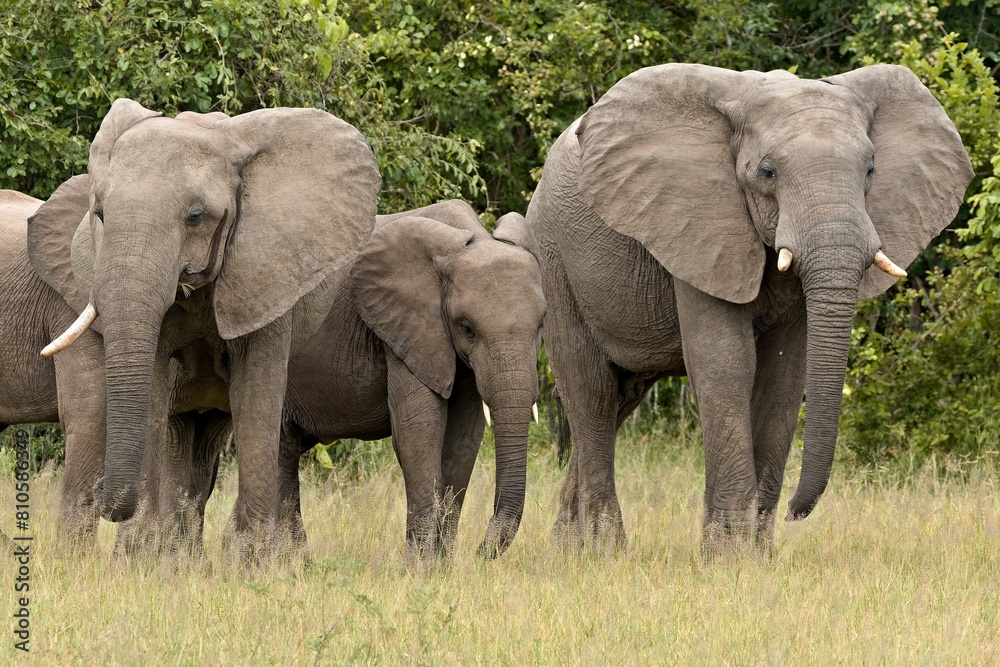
0, 189, 106, 541
148, 202, 546, 559
27, 101, 380, 556
526, 64, 973, 554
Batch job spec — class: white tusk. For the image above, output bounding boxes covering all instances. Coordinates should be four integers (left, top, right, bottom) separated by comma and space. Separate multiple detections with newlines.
41, 303, 97, 357
873, 250, 907, 278
777, 248, 793, 272
483, 402, 492, 427
532, 403, 539, 424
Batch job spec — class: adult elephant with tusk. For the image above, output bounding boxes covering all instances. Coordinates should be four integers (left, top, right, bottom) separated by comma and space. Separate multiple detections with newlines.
526, 63, 973, 555
27, 100, 380, 559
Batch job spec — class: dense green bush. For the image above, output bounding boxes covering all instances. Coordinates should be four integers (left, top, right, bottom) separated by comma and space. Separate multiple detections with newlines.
0, 0, 482, 210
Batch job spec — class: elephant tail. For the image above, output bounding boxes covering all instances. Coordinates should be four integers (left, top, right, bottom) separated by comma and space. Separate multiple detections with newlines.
553, 390, 572, 468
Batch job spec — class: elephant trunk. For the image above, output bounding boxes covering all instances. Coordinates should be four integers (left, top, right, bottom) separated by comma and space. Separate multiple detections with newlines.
477, 400, 532, 559
96, 231, 178, 522
787, 259, 863, 520
475, 343, 537, 559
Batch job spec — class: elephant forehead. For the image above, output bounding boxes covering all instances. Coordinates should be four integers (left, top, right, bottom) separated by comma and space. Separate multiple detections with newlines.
749, 79, 872, 125
111, 118, 229, 170
449, 249, 545, 314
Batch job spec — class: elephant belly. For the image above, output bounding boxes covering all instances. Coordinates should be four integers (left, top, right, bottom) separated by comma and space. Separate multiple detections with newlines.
284, 317, 392, 444
549, 207, 685, 374
0, 269, 60, 423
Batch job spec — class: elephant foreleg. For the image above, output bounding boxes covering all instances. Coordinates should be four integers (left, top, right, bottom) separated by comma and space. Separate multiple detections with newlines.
386, 350, 448, 561
750, 313, 807, 550
675, 280, 757, 557
54, 329, 106, 546
225, 313, 292, 563
439, 363, 486, 556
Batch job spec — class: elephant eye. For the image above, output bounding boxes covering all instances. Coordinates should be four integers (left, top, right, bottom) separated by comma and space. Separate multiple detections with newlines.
867, 161, 876, 178
185, 205, 204, 226
93, 205, 104, 223
759, 162, 777, 180
459, 320, 475, 339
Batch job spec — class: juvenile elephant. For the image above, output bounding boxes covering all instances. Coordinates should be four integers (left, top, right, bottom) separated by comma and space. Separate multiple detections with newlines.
526, 64, 973, 553
279, 202, 545, 559
153, 202, 546, 559
0, 186, 106, 541
28, 100, 380, 555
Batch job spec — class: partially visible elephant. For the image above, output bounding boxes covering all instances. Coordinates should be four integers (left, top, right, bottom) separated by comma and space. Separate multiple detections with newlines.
28, 101, 381, 556
0, 186, 106, 541
275, 202, 546, 559
526, 64, 973, 553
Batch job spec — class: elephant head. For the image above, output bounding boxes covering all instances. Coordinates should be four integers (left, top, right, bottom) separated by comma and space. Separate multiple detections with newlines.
28, 100, 380, 520
351, 211, 545, 557
575, 64, 972, 519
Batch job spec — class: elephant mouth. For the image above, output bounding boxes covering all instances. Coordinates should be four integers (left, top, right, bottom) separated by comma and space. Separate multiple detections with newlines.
178, 206, 234, 296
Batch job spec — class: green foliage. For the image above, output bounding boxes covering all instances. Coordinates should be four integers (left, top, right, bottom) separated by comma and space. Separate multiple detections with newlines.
0, 0, 482, 209
301, 438, 394, 482
0, 424, 65, 477
342, 0, 796, 213
842, 247, 1000, 467
961, 152, 1000, 282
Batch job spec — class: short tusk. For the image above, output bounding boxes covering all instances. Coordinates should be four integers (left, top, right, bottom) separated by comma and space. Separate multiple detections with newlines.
532, 403, 539, 424
41, 303, 97, 357
777, 248, 793, 272
873, 250, 907, 278
483, 402, 492, 427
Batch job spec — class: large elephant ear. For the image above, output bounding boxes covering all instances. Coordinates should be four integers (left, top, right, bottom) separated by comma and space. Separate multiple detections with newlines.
493, 212, 541, 264
577, 63, 770, 304
27, 174, 92, 314
351, 216, 474, 399
824, 65, 974, 299
89, 99, 162, 189
214, 108, 380, 339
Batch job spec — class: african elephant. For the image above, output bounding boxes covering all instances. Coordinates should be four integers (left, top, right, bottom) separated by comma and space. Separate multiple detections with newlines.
525, 64, 973, 554
158, 201, 546, 559
0, 186, 106, 541
28, 100, 380, 555
277, 202, 545, 559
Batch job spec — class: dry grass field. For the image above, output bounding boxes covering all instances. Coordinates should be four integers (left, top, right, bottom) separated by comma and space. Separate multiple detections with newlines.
2, 431, 998, 665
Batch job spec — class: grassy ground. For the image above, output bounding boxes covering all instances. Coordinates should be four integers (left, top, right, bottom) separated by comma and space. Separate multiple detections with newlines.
2, 432, 998, 665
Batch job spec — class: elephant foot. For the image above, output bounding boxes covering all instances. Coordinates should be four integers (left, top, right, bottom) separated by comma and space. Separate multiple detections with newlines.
402, 500, 452, 567
57, 503, 99, 549
701, 506, 768, 562
551, 495, 626, 555
221, 514, 304, 569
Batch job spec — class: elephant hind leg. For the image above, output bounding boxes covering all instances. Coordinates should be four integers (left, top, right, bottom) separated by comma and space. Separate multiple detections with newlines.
276, 420, 307, 547
187, 410, 232, 546
548, 348, 624, 552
